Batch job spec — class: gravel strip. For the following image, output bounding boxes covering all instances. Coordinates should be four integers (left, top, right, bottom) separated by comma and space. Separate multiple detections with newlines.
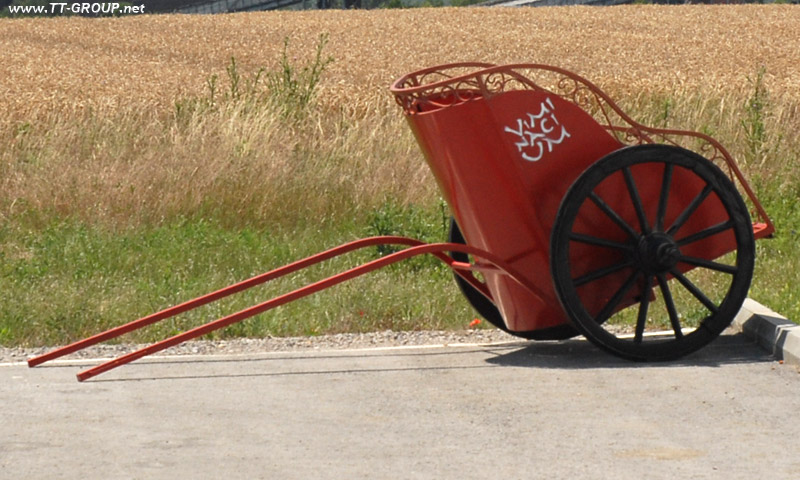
1, 329, 524, 364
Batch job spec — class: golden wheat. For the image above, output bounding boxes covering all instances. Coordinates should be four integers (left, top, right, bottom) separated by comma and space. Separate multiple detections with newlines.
1, 6, 799, 228
2, 5, 799, 120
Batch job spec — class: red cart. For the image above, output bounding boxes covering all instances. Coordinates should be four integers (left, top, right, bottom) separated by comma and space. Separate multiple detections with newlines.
392, 62, 773, 361
29, 63, 774, 380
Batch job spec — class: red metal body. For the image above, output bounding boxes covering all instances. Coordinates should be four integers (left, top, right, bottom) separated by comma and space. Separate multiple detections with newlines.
391, 63, 773, 334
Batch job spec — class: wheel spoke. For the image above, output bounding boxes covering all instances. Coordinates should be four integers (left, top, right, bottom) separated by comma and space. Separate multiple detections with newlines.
569, 232, 633, 252
656, 273, 683, 339
594, 270, 641, 324
666, 184, 714, 237
655, 163, 673, 232
623, 166, 650, 234
678, 255, 738, 274
573, 260, 635, 287
634, 275, 653, 343
670, 268, 719, 314
589, 192, 640, 240
676, 220, 735, 247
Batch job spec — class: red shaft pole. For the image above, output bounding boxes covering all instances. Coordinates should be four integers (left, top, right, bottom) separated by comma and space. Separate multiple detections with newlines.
75, 242, 543, 381
28, 236, 423, 368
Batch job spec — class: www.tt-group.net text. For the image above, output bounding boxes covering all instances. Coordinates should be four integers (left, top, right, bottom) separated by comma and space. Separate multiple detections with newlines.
6, 2, 146, 15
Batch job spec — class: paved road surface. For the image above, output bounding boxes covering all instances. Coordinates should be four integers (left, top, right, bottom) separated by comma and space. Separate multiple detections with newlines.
2, 332, 799, 479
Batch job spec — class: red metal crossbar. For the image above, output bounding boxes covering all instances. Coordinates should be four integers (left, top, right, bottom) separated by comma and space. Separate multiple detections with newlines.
27, 236, 544, 381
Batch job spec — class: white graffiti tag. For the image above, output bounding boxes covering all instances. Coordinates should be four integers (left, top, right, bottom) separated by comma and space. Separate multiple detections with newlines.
504, 98, 571, 162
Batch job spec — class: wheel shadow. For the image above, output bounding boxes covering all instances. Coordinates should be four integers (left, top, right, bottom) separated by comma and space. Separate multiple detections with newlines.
484, 331, 774, 370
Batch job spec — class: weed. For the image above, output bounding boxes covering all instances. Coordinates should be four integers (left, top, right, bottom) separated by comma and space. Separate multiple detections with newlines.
741, 66, 770, 164
206, 73, 219, 105
365, 199, 449, 271
660, 97, 673, 127
266, 34, 334, 119
172, 35, 332, 121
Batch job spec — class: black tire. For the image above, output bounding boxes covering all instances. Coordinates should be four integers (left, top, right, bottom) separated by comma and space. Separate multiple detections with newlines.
449, 218, 578, 340
550, 145, 755, 361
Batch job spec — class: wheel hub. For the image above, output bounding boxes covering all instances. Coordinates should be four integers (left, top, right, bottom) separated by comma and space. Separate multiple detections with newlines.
636, 232, 680, 274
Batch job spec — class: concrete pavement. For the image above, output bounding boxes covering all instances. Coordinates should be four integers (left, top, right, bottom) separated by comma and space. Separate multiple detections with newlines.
2, 331, 799, 479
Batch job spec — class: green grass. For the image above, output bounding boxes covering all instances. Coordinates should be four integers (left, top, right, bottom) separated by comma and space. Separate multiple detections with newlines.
0, 214, 478, 347
748, 183, 800, 321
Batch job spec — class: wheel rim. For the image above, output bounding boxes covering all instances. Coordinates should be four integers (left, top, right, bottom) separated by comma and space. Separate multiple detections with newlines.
550, 145, 755, 361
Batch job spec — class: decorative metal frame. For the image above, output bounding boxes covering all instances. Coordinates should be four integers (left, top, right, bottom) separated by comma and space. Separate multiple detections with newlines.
391, 63, 774, 236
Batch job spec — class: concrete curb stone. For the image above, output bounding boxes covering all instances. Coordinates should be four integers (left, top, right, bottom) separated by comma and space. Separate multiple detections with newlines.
732, 298, 800, 366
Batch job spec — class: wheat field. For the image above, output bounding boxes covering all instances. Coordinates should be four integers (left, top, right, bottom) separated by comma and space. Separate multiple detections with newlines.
2, 5, 799, 226
2, 5, 800, 120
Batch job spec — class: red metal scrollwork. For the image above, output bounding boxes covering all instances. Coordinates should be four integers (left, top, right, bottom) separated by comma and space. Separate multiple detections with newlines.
390, 63, 774, 235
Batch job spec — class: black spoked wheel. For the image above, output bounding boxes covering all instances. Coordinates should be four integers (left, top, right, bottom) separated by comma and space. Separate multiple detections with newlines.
449, 218, 578, 340
550, 145, 755, 361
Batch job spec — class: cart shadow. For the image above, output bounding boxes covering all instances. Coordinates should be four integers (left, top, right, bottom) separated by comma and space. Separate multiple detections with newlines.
69, 332, 772, 382
484, 332, 773, 370
76, 348, 503, 382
